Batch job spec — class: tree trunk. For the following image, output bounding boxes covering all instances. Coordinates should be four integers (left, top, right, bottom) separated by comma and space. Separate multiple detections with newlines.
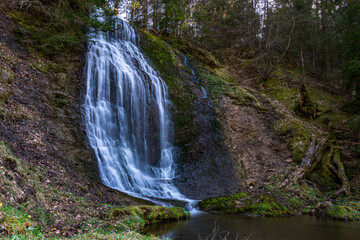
295, 83, 317, 119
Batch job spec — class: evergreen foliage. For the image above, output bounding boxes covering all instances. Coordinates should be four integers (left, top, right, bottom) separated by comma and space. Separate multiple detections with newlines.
122, 0, 359, 103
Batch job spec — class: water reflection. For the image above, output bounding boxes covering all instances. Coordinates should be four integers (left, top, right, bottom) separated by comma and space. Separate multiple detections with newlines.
144, 212, 360, 240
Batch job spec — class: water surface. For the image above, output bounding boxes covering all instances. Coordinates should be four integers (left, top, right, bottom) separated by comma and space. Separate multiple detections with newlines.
144, 213, 360, 240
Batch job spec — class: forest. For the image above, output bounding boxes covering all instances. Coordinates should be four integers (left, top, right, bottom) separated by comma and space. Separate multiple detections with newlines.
0, 0, 360, 239
125, 0, 360, 105
4, 0, 360, 106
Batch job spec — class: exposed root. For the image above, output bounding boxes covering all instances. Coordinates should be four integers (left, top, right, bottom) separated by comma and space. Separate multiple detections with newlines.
280, 135, 351, 195
280, 139, 324, 189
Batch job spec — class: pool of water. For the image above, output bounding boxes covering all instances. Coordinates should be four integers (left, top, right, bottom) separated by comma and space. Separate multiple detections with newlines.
144, 212, 360, 240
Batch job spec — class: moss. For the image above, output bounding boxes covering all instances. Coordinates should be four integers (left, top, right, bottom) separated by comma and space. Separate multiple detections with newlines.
199, 192, 295, 216
327, 202, 360, 221
199, 68, 233, 99
139, 30, 178, 85
199, 193, 248, 211
109, 205, 189, 227
274, 119, 312, 162
33, 63, 48, 73
7, 0, 113, 57
199, 192, 292, 216
264, 76, 298, 109
226, 86, 267, 111
199, 179, 330, 217
139, 30, 194, 141
168, 38, 221, 68
0, 204, 42, 238
51, 99, 67, 109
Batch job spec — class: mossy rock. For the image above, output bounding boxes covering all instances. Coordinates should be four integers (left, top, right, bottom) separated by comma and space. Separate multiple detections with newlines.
226, 87, 267, 111
199, 68, 234, 99
275, 120, 312, 162
199, 192, 295, 216
139, 30, 178, 87
109, 205, 189, 226
199, 193, 248, 212
327, 202, 360, 221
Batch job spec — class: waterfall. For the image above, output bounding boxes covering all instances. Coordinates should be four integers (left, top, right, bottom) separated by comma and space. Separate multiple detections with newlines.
182, 54, 209, 99
83, 17, 185, 201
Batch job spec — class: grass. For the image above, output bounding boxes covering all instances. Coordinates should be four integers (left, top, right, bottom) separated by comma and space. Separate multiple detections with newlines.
0, 203, 44, 239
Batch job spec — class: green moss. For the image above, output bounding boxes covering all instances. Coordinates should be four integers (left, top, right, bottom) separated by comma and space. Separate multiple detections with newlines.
205, 73, 228, 98
199, 192, 295, 216
139, 30, 178, 84
51, 99, 67, 109
139, 30, 194, 136
109, 205, 189, 226
226, 86, 267, 111
8, 1, 112, 57
0, 204, 43, 238
168, 38, 221, 68
274, 119, 312, 162
264, 76, 297, 109
328, 202, 360, 221
33, 64, 48, 73
199, 68, 233, 99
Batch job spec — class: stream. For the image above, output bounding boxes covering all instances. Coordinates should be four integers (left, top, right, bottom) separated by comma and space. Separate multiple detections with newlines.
144, 213, 360, 240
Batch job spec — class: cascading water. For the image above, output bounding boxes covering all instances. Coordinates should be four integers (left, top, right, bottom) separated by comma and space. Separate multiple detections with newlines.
84, 16, 186, 202
182, 54, 209, 99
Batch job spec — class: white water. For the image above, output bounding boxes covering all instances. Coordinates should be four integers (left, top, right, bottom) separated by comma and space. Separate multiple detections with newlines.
182, 54, 209, 99
84, 17, 188, 203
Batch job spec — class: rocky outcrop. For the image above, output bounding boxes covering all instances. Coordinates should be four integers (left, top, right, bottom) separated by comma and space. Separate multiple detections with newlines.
218, 95, 290, 188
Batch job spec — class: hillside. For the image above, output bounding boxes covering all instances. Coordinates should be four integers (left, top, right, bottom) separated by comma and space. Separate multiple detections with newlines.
1, 0, 360, 239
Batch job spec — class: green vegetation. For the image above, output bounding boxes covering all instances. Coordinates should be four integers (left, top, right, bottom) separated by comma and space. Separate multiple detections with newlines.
0, 141, 184, 239
6, 0, 118, 57
109, 205, 190, 226
226, 87, 267, 111
328, 201, 360, 221
199, 192, 294, 217
0, 204, 43, 239
139, 30, 194, 133
199, 179, 327, 217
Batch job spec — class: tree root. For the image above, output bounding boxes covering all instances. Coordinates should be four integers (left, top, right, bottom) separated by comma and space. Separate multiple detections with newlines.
279, 139, 324, 189
280, 135, 351, 195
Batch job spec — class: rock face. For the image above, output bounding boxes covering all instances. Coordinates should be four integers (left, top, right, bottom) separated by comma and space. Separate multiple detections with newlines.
218, 96, 290, 188
170, 60, 291, 198
173, 74, 240, 199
